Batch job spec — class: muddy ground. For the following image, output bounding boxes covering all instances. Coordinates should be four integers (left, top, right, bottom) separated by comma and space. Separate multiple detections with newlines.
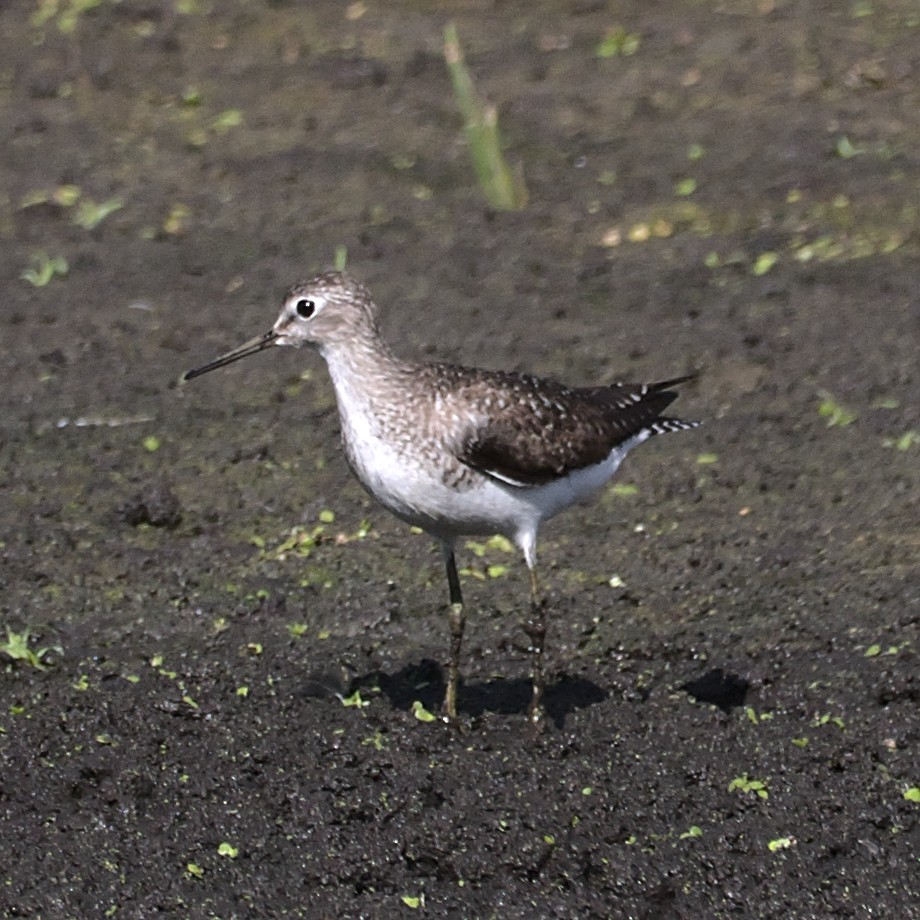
1, 0, 918, 917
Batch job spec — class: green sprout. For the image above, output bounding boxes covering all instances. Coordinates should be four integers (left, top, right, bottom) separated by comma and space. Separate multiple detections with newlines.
596, 27, 640, 58
32, 0, 103, 34
834, 135, 864, 158
745, 707, 774, 724
411, 700, 437, 723
728, 773, 769, 800
813, 713, 846, 729
21, 252, 69, 286
211, 109, 243, 134
883, 430, 920, 451
339, 690, 368, 709
752, 251, 778, 275
817, 391, 858, 427
443, 23, 527, 210
0, 627, 60, 670
73, 196, 123, 230
334, 245, 348, 271
768, 836, 794, 852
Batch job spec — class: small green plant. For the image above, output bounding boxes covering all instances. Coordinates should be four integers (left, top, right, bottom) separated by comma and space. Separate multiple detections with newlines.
211, 109, 243, 134
0, 627, 60, 670
817, 391, 857, 427
339, 690, 368, 709
728, 773, 769, 800
834, 135, 864, 158
461, 534, 514, 580
752, 251, 778, 275
883, 430, 920, 451
443, 23, 527, 210
768, 836, 794, 851
21, 252, 69, 286
32, 0, 103, 33
411, 700, 437, 723
73, 196, 123, 230
595, 26, 640, 58
745, 707, 774, 724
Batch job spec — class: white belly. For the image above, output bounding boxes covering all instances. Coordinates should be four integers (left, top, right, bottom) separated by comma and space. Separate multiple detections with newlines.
343, 420, 648, 552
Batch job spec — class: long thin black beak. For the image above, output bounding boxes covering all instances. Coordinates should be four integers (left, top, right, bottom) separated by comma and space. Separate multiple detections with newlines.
182, 330, 279, 381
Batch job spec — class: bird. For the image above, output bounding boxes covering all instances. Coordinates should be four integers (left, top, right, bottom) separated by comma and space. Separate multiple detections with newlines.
183, 271, 698, 726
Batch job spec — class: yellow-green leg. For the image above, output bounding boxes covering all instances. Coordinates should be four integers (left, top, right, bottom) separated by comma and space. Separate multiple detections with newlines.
523, 565, 547, 728
441, 542, 464, 720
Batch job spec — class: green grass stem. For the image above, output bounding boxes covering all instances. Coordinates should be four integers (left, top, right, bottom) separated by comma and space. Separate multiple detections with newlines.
443, 23, 527, 210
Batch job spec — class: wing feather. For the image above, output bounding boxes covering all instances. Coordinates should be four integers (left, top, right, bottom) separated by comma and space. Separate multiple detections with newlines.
427, 368, 696, 487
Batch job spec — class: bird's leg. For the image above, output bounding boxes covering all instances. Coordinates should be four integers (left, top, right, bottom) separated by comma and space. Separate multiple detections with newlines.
441, 541, 464, 720
523, 565, 547, 727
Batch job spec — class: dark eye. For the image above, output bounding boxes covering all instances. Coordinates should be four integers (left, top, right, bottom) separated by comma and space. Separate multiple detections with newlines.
295, 298, 316, 318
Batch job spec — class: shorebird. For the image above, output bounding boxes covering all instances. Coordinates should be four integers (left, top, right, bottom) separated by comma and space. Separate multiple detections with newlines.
184, 271, 698, 725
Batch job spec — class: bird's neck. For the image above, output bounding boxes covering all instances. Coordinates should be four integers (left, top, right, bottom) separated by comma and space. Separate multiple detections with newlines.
319, 331, 415, 411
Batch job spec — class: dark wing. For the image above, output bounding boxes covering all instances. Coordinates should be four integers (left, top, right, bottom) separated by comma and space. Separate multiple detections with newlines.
439, 369, 696, 487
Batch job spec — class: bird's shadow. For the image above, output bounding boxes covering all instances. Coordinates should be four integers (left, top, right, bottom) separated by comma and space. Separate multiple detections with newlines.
345, 659, 606, 729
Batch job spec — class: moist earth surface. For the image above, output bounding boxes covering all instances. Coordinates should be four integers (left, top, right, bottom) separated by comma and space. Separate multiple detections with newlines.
1, 1, 918, 917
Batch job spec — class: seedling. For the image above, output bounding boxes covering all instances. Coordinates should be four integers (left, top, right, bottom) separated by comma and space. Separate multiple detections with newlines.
768, 836, 794, 851
411, 700, 437, 722
443, 23, 527, 210
596, 26, 640, 58
728, 773, 769, 800
752, 251, 778, 276
73, 196, 123, 230
211, 109, 243, 135
817, 391, 857, 427
0, 627, 60, 670
462, 534, 514, 580
32, 0, 103, 34
20, 252, 69, 286
883, 430, 920, 451
339, 690, 368, 709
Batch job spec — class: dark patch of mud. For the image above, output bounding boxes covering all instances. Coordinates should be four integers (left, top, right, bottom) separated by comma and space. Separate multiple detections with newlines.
1, 1, 917, 916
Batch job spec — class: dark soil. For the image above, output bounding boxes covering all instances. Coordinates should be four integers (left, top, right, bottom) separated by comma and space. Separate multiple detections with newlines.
1, 1, 918, 917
